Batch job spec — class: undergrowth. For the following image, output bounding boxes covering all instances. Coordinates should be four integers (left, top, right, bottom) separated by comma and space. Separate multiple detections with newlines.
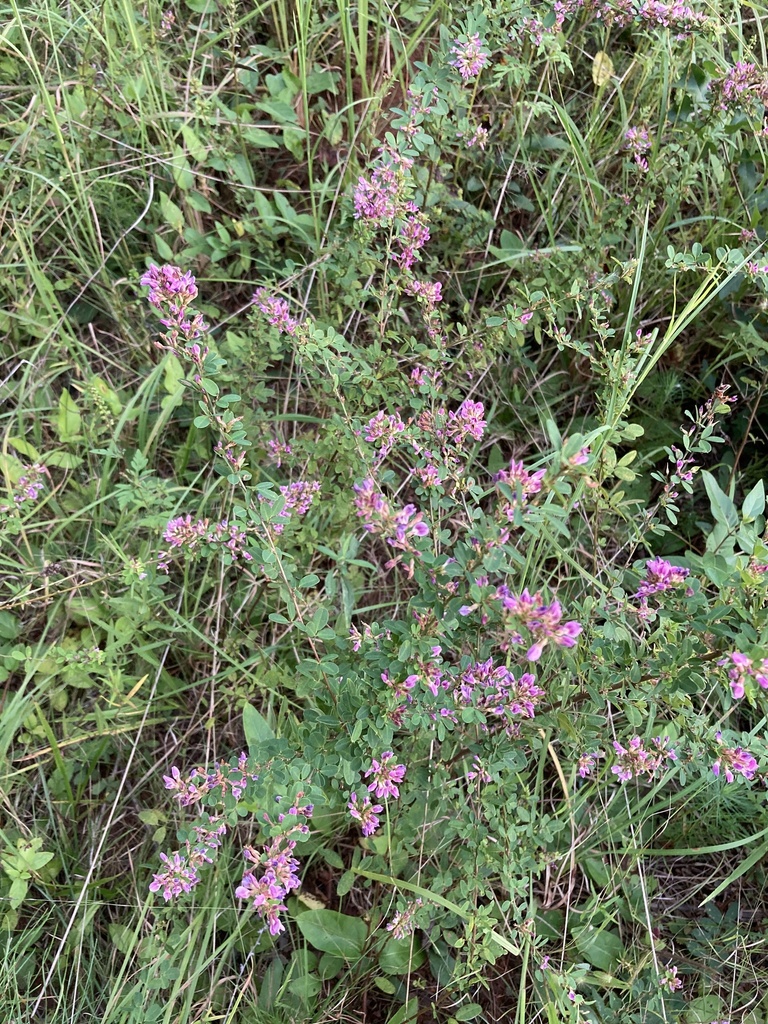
2, 1, 768, 1023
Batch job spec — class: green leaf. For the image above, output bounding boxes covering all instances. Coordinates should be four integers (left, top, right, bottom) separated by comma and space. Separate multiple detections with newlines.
317, 952, 345, 979
572, 924, 624, 972
163, 354, 185, 395
288, 974, 322, 1000
109, 923, 135, 955
0, 612, 20, 640
243, 704, 275, 753
702, 470, 738, 528
243, 126, 280, 148
154, 233, 174, 261
455, 1004, 483, 1021
7, 437, 40, 460
200, 377, 220, 397
159, 191, 184, 233
42, 451, 83, 469
684, 995, 727, 1023
295, 909, 367, 959
171, 145, 195, 190
387, 998, 419, 1024
56, 390, 82, 442
742, 479, 765, 520
181, 124, 207, 163
378, 934, 426, 975
8, 877, 28, 909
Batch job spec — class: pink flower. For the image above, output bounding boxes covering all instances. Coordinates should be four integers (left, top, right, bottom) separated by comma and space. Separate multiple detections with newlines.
365, 752, 407, 799
252, 288, 300, 335
624, 126, 651, 171
149, 852, 200, 900
347, 792, 383, 836
141, 264, 198, 309
635, 557, 690, 599
576, 751, 603, 778
450, 33, 490, 80
387, 898, 423, 939
712, 732, 758, 783
611, 736, 676, 783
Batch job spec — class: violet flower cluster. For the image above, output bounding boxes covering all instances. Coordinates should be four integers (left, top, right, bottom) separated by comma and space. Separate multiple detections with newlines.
712, 732, 758, 783
151, 754, 262, 901
353, 146, 444, 340
387, 898, 423, 939
353, 478, 430, 573
721, 651, 768, 700
611, 736, 677, 783
142, 265, 253, 476
157, 514, 252, 573
711, 61, 768, 114
141, 264, 209, 353
355, 397, 486, 488
457, 658, 545, 724
633, 557, 690, 619
235, 799, 310, 937
449, 33, 490, 80
353, 148, 416, 224
576, 751, 604, 778
624, 126, 651, 172
162, 751, 260, 807
348, 753, 407, 838
494, 458, 547, 518
517, 0, 707, 51
494, 586, 583, 661
252, 288, 301, 336
0, 462, 48, 514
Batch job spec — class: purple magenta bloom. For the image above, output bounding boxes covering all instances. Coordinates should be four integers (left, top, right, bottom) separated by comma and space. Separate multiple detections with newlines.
347, 792, 384, 836
387, 898, 423, 939
634, 557, 690, 599
712, 732, 758, 783
576, 751, 603, 778
149, 851, 200, 900
141, 264, 198, 309
364, 752, 407, 800
252, 288, 300, 335
450, 33, 490, 80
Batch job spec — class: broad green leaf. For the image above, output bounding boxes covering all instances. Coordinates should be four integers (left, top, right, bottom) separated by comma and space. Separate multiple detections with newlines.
0, 612, 19, 640
243, 704, 274, 753
109, 924, 135, 955
572, 924, 624, 972
163, 354, 185, 395
295, 909, 367, 959
317, 952, 344, 979
684, 995, 726, 1023
455, 1005, 483, 1022
159, 192, 184, 233
742, 479, 765, 520
56, 390, 81, 442
181, 124, 207, 163
387, 998, 419, 1024
378, 934, 425, 975
171, 145, 195, 190
42, 451, 83, 469
8, 877, 28, 909
702, 470, 738, 528
288, 974, 321, 999
7, 437, 40, 460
